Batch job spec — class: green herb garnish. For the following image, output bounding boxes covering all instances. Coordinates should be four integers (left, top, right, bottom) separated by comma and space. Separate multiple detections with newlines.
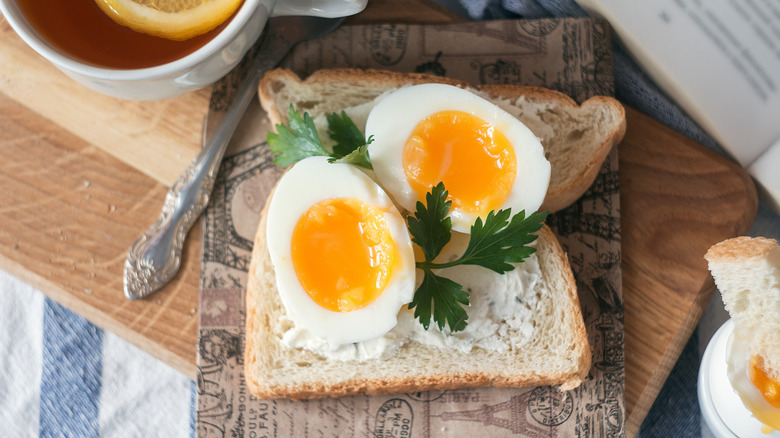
408, 183, 548, 332
267, 105, 372, 169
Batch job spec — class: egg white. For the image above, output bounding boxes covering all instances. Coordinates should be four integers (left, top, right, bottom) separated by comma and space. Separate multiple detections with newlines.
265, 156, 416, 345
727, 329, 780, 430
365, 83, 551, 233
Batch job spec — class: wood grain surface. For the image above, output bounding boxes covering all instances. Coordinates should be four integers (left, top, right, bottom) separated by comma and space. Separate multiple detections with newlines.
0, 1, 757, 436
619, 107, 757, 435
0, 94, 203, 376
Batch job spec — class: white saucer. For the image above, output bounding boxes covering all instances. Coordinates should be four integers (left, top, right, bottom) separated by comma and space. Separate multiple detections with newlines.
698, 319, 780, 437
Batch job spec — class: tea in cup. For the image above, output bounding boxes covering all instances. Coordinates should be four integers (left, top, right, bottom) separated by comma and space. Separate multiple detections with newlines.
0, 0, 365, 100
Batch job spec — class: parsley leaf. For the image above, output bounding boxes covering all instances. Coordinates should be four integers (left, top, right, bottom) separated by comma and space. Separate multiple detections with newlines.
457, 209, 548, 273
406, 182, 452, 261
267, 105, 330, 167
327, 111, 371, 158
267, 106, 373, 169
410, 271, 469, 331
328, 144, 373, 169
408, 182, 547, 333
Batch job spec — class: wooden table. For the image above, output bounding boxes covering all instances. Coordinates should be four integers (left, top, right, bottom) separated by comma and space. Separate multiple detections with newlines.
0, 1, 757, 436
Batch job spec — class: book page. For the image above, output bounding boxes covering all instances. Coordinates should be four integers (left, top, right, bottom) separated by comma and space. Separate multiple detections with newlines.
577, 0, 780, 168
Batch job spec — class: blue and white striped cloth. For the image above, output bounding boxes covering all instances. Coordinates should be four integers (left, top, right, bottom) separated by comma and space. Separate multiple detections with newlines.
0, 269, 194, 437
2, 0, 779, 437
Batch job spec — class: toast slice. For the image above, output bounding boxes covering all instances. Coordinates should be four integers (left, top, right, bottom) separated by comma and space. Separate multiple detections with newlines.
705, 236, 780, 380
245, 68, 596, 400
258, 68, 626, 213
246, 207, 590, 399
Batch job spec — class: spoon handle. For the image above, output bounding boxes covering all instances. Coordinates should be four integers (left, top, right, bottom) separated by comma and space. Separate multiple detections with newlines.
123, 22, 294, 300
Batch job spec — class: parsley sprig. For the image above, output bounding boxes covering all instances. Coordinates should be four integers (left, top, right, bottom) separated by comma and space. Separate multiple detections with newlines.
267, 105, 372, 169
408, 183, 548, 332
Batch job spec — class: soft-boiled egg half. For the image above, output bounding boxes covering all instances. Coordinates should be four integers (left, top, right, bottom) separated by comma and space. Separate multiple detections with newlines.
265, 156, 416, 345
366, 84, 551, 232
727, 330, 780, 431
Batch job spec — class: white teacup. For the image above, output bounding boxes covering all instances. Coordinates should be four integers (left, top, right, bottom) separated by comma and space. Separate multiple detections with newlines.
0, 0, 365, 100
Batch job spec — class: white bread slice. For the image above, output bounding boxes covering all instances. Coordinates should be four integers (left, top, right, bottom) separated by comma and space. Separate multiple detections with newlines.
245, 198, 591, 400
258, 68, 626, 213
705, 236, 780, 380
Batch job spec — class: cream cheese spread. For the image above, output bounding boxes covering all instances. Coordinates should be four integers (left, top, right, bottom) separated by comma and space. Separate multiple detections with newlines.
279, 232, 546, 361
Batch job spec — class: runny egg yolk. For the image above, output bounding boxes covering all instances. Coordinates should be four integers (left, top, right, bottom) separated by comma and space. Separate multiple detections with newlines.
402, 110, 517, 215
291, 198, 395, 313
750, 355, 780, 409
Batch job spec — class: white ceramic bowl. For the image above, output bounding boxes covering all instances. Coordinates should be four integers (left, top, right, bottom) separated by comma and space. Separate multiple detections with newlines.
0, 0, 365, 100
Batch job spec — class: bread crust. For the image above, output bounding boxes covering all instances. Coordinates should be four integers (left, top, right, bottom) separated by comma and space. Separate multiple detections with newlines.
258, 68, 626, 213
705, 235, 778, 262
258, 68, 469, 126
245, 183, 591, 400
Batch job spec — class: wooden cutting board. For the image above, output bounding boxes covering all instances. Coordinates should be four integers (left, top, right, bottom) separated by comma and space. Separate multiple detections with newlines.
0, 1, 757, 436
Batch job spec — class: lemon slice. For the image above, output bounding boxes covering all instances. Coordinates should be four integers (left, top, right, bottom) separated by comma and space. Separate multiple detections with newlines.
94, 0, 243, 41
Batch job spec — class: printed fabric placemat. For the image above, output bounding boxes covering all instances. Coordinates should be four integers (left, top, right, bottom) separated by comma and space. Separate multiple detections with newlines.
196, 18, 624, 438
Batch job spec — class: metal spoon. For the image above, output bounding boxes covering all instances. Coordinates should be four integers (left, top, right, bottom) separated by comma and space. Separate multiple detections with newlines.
123, 16, 344, 300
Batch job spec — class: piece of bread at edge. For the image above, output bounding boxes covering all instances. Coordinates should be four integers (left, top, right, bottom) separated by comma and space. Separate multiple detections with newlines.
245, 202, 591, 400
705, 236, 780, 380
258, 68, 626, 213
